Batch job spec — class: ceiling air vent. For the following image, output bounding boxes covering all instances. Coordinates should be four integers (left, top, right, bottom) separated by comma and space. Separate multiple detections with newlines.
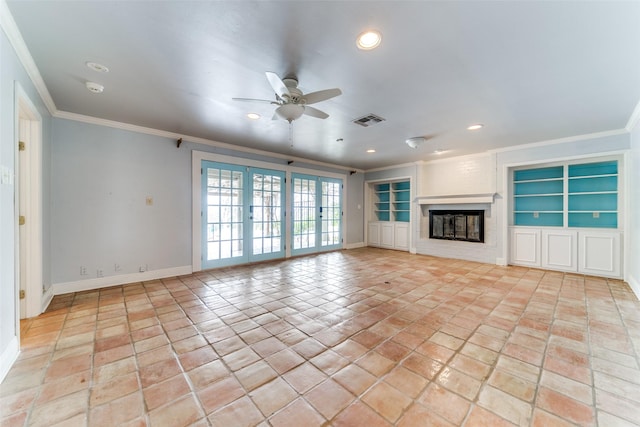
352, 114, 386, 127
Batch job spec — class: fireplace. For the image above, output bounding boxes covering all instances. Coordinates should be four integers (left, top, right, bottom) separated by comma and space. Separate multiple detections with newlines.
429, 210, 484, 243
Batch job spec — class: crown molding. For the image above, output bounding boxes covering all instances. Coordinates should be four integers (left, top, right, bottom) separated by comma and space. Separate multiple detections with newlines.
489, 128, 628, 155
0, 0, 57, 114
53, 110, 364, 173
626, 99, 640, 132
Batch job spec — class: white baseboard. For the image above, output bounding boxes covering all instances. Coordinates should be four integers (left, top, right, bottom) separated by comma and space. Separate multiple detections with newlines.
495, 257, 507, 266
53, 265, 193, 295
346, 242, 366, 250
628, 274, 640, 301
41, 286, 54, 313
0, 335, 19, 383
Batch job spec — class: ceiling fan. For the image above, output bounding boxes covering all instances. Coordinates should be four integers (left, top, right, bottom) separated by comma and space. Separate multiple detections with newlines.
233, 72, 342, 122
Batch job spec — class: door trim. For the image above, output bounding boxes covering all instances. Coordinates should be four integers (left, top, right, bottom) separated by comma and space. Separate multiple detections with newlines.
15, 82, 44, 320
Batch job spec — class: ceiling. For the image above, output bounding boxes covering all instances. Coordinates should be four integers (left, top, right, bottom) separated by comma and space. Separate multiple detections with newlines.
6, 1, 640, 170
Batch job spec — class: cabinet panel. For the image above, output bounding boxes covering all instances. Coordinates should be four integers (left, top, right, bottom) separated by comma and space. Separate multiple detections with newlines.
394, 223, 409, 251
510, 228, 540, 267
368, 222, 380, 246
380, 223, 394, 248
542, 230, 577, 271
579, 231, 621, 277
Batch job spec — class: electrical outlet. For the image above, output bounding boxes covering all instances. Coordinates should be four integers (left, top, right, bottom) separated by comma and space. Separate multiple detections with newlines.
80, 266, 87, 275
97, 269, 103, 277
139, 265, 147, 273
533, 212, 539, 218
114, 263, 121, 272
593, 211, 600, 218
146, 196, 153, 206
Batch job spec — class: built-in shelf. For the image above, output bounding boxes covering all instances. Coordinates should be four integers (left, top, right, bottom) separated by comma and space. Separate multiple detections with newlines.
368, 179, 411, 251
512, 161, 618, 229
372, 180, 410, 222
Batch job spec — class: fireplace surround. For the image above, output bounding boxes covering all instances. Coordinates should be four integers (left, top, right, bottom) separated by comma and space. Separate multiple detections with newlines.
429, 210, 484, 243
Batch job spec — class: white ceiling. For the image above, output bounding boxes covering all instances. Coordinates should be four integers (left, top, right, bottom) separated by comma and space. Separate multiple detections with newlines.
6, 1, 640, 170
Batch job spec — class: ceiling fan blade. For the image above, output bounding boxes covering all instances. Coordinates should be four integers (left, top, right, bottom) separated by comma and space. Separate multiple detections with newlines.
265, 72, 291, 100
303, 88, 342, 105
232, 97, 278, 104
303, 106, 329, 119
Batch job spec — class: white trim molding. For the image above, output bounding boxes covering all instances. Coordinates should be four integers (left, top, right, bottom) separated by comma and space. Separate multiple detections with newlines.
53, 266, 192, 295
628, 274, 640, 301
0, 336, 19, 383
415, 193, 496, 205
0, 0, 57, 114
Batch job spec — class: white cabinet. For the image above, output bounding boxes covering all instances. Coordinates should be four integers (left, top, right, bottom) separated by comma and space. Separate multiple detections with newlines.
368, 221, 409, 251
541, 230, 577, 272
579, 231, 621, 277
368, 222, 380, 246
394, 223, 409, 251
509, 226, 621, 278
510, 228, 540, 267
380, 223, 394, 248
367, 178, 411, 252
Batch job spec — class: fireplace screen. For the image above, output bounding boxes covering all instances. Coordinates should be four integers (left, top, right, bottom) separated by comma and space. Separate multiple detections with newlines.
429, 210, 484, 243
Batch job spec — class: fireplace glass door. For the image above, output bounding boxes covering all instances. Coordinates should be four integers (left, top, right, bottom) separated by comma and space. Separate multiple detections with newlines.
429, 210, 484, 243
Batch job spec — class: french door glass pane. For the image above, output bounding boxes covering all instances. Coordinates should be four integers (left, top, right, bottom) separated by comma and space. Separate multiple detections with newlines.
205, 166, 244, 262
251, 171, 283, 256
293, 177, 316, 250
321, 180, 341, 246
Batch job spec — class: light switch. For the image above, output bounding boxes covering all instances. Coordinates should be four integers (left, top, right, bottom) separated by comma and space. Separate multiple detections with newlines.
593, 211, 599, 218
533, 212, 539, 218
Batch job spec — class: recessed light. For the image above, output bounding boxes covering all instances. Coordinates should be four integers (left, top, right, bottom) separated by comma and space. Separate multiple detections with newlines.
85, 81, 104, 93
86, 61, 109, 73
433, 149, 445, 154
246, 113, 260, 120
357, 30, 382, 50
366, 149, 376, 153
467, 124, 484, 131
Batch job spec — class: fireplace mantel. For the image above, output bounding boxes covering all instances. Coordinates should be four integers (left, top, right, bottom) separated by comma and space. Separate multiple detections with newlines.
415, 193, 496, 205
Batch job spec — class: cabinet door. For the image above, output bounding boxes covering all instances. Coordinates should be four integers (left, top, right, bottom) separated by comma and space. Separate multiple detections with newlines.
579, 231, 621, 277
509, 228, 540, 267
394, 223, 409, 251
380, 223, 394, 248
368, 222, 380, 246
542, 230, 577, 272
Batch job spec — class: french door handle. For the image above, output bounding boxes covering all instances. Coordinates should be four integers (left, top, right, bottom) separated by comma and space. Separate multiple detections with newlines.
249, 205, 253, 220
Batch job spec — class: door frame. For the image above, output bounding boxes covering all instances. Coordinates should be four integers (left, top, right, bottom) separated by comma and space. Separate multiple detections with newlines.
15, 82, 44, 321
290, 173, 343, 256
192, 151, 347, 272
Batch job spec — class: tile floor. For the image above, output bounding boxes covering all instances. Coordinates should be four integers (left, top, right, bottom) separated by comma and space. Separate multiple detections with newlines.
2, 248, 640, 427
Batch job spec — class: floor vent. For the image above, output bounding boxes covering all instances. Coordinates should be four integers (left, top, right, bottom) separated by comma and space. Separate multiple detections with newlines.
352, 114, 386, 127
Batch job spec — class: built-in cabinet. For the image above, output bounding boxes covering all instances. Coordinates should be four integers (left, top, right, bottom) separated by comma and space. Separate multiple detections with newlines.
509, 158, 622, 278
509, 227, 621, 278
368, 179, 410, 251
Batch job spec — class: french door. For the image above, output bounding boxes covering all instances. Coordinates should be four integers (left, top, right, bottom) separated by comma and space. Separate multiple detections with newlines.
202, 161, 284, 268
291, 173, 342, 256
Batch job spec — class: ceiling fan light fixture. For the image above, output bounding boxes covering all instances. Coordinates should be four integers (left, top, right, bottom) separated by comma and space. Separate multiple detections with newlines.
246, 113, 260, 120
467, 123, 484, 130
405, 137, 426, 149
366, 149, 376, 153
275, 104, 305, 122
357, 30, 382, 50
